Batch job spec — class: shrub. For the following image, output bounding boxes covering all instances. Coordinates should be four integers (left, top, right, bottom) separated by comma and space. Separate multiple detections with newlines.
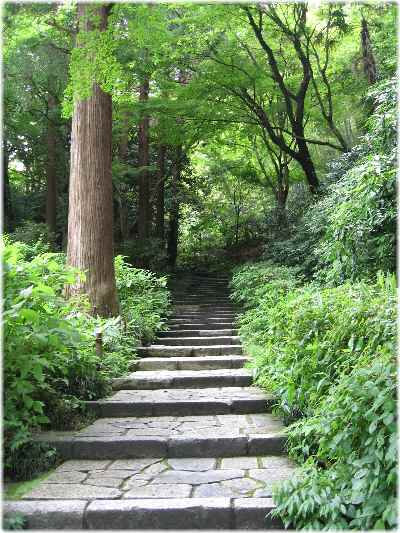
115, 255, 170, 344
8, 222, 53, 258
235, 270, 396, 422
3, 512, 27, 530
117, 238, 168, 272
230, 261, 301, 310
3, 241, 170, 480
232, 263, 396, 529
260, 79, 396, 285
273, 349, 396, 530
5, 442, 60, 482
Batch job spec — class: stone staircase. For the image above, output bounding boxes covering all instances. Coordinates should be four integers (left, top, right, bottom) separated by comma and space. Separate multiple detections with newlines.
4, 273, 295, 529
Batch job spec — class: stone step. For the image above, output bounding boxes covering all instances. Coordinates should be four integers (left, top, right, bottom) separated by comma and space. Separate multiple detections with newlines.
85, 387, 272, 417
171, 287, 229, 292
112, 369, 252, 390
173, 302, 234, 313
171, 292, 231, 296
171, 293, 231, 305
4, 497, 283, 529
5, 273, 297, 531
173, 316, 236, 320
135, 356, 247, 371
137, 345, 242, 357
171, 293, 236, 305
158, 329, 237, 338
8, 454, 296, 528
36, 412, 285, 459
169, 314, 237, 320
171, 306, 237, 316
167, 323, 235, 330
153, 336, 240, 346
168, 318, 235, 325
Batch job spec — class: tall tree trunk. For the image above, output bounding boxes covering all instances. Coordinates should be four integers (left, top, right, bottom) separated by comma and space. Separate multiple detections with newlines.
296, 136, 319, 195
137, 75, 151, 243
3, 146, 14, 232
275, 187, 288, 233
46, 94, 57, 246
116, 110, 130, 243
66, 4, 118, 317
275, 160, 289, 232
155, 143, 166, 242
167, 147, 181, 269
361, 17, 377, 85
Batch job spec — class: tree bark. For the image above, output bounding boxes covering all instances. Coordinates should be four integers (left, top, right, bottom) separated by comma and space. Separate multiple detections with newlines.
3, 146, 14, 233
155, 143, 166, 242
361, 18, 377, 85
295, 136, 320, 195
167, 147, 181, 268
137, 75, 151, 243
46, 94, 57, 245
275, 185, 288, 233
244, 6, 321, 194
116, 110, 130, 243
66, 4, 118, 317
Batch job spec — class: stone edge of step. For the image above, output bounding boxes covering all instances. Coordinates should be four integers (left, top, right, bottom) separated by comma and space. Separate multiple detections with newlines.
35, 432, 287, 459
134, 355, 248, 371
110, 369, 252, 390
3, 497, 281, 529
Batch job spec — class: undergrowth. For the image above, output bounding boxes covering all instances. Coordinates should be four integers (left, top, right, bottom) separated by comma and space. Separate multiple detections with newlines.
3, 239, 170, 481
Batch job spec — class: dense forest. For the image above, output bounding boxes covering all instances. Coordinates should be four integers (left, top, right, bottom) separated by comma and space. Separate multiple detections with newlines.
3, 2, 397, 530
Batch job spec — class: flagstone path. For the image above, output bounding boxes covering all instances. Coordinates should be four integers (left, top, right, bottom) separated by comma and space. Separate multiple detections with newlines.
4, 273, 296, 529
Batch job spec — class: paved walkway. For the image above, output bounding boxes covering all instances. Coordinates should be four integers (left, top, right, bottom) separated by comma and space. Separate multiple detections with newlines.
5, 273, 296, 529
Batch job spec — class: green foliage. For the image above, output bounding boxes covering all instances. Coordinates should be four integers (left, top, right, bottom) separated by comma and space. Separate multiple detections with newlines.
115, 255, 170, 344
63, 8, 126, 116
4, 241, 170, 480
5, 442, 60, 483
230, 261, 301, 310
118, 238, 168, 272
3, 513, 27, 530
8, 222, 52, 259
259, 78, 396, 287
314, 79, 396, 283
273, 350, 396, 530
235, 269, 396, 421
232, 263, 397, 529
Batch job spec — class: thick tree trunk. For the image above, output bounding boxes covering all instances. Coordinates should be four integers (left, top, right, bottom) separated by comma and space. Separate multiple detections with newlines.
155, 143, 166, 242
167, 147, 181, 269
46, 94, 57, 245
296, 137, 320, 194
66, 4, 118, 317
137, 76, 151, 243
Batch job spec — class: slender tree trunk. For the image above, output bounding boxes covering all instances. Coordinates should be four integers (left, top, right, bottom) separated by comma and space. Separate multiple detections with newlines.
117, 110, 130, 243
361, 17, 377, 85
118, 110, 130, 161
3, 147, 14, 232
234, 207, 240, 246
275, 187, 288, 233
167, 147, 181, 268
137, 75, 151, 243
66, 4, 118, 317
155, 143, 166, 242
46, 94, 57, 245
117, 190, 129, 243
